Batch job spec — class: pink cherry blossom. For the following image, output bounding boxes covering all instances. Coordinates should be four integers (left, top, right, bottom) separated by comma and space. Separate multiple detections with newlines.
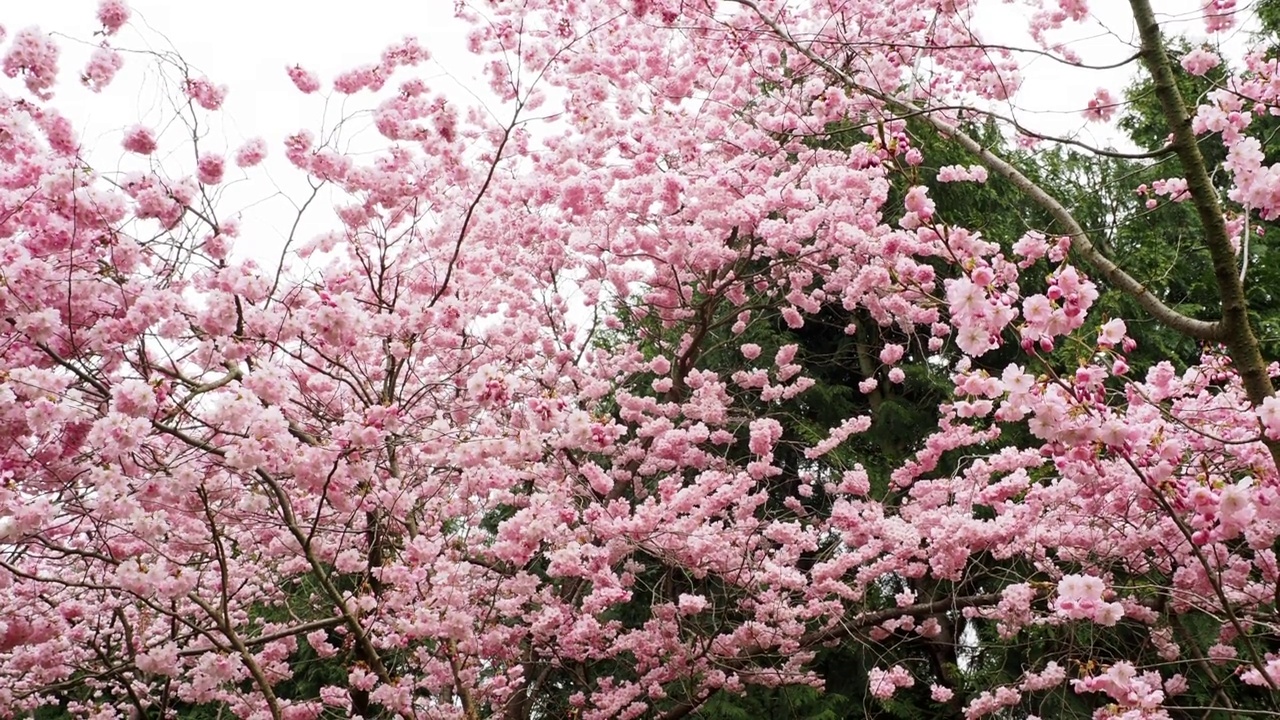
1202, 0, 1237, 32
185, 75, 227, 109
1084, 87, 1118, 122
1181, 47, 1221, 76
868, 665, 914, 699
1058, 0, 1089, 22
1258, 395, 1280, 439
97, 0, 130, 35
287, 64, 321, 93
0, 2, 1278, 718
937, 164, 989, 183
1098, 318, 1127, 348
81, 46, 123, 92
1055, 574, 1125, 626
196, 153, 225, 184
234, 137, 268, 167
3, 26, 59, 99
121, 124, 157, 154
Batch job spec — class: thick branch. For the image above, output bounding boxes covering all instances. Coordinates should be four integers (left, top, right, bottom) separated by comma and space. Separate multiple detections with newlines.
187, 594, 284, 720
253, 469, 394, 685
1127, 0, 1276, 405
1125, 0, 1280, 483
725, 0, 1221, 342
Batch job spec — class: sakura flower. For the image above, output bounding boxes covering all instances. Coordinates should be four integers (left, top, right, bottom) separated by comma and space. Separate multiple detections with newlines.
1022, 294, 1052, 326
868, 665, 914, 700
381, 36, 429, 69
307, 630, 338, 659
1097, 318, 1127, 348
333, 548, 365, 573
334, 64, 383, 94
97, 0, 131, 35
1020, 662, 1067, 692
111, 378, 157, 418
1012, 230, 1049, 264
284, 130, 315, 168
955, 324, 993, 357
1258, 395, 1280, 439
235, 137, 268, 167
466, 364, 510, 407
879, 343, 905, 365
185, 76, 227, 110
903, 185, 935, 217
1001, 364, 1035, 395
748, 417, 783, 455
1207, 642, 1237, 662
936, 164, 989, 183
1071, 661, 1166, 712
1202, 0, 1237, 32
15, 308, 61, 342
1097, 420, 1132, 448
781, 306, 803, 328
1218, 479, 1256, 538
135, 643, 180, 677
964, 686, 1022, 717
1058, 0, 1089, 22
287, 64, 321, 93
122, 124, 158, 155
1096, 602, 1125, 627
3, 26, 59, 99
36, 109, 78, 154
1240, 654, 1280, 687
947, 277, 986, 317
1054, 574, 1124, 626
196, 153, 225, 185
677, 594, 708, 615
1181, 47, 1221, 76
1084, 88, 1118, 122
81, 46, 123, 92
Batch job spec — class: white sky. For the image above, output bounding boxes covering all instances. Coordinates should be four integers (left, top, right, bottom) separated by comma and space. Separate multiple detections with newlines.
967, 0, 1251, 152
6, 1, 487, 140
2, 1, 491, 264
7, 1, 1243, 148
0, 0, 1261, 263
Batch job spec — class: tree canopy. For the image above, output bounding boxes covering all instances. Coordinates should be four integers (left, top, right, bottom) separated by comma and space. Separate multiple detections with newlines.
3, 1, 1280, 719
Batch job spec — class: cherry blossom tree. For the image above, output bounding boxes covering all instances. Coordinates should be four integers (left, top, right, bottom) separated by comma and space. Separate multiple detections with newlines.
3, 0, 1280, 719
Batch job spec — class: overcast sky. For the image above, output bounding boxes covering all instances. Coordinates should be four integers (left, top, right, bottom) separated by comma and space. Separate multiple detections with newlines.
2, 0, 1252, 263
0, 2, 492, 263
7, 1, 1241, 151
6, 1, 484, 143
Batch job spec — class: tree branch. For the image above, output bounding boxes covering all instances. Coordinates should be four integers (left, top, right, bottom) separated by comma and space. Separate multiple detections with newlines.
725, 0, 1222, 342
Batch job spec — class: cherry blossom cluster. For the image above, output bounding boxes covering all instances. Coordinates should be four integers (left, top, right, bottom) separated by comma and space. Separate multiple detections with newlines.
0, 0, 1278, 718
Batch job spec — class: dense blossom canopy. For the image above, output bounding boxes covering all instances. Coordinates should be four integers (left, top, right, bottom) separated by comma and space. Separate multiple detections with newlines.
0, 0, 1279, 719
